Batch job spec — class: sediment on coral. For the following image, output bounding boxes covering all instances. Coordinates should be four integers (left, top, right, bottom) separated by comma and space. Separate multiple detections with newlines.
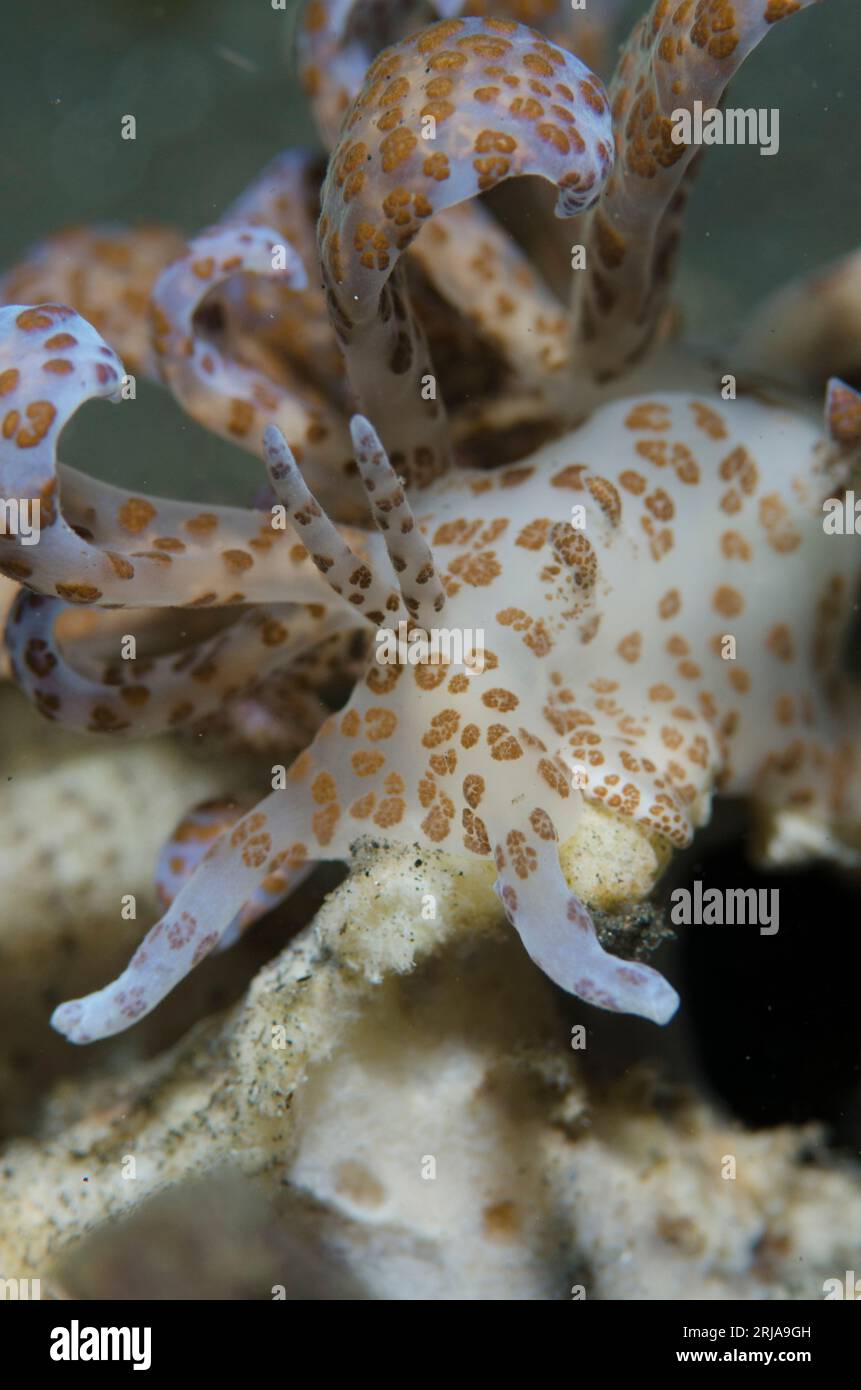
2, 838, 860, 1301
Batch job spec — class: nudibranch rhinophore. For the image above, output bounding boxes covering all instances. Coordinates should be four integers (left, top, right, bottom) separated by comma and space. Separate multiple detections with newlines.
1, 0, 859, 1043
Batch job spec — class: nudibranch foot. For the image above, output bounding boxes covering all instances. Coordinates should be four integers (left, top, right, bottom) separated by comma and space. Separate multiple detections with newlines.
155, 796, 314, 952
51, 783, 315, 1043
491, 806, 680, 1025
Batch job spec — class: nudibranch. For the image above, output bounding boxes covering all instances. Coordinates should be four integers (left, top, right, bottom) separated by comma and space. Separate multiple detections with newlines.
1, 0, 857, 1045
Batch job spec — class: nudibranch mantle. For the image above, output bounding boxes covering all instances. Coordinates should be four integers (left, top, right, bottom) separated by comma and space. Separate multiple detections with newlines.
45, 384, 860, 1042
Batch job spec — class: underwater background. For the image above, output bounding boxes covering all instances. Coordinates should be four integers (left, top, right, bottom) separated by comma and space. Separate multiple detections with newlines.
2, 0, 861, 1300
3, 0, 859, 504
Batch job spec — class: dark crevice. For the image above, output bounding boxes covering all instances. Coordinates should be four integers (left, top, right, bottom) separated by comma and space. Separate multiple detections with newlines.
678, 841, 861, 1152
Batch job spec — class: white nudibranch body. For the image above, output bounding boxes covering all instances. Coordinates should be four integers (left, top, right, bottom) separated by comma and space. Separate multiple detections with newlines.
48, 390, 861, 1041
